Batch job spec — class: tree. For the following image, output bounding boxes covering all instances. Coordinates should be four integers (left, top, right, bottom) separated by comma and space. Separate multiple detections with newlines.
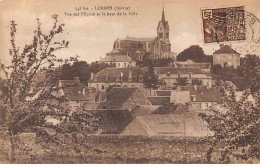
241, 54, 260, 94
138, 58, 173, 67
200, 85, 260, 163
143, 62, 160, 95
211, 64, 222, 74
0, 15, 98, 163
59, 61, 115, 85
176, 77, 189, 86
60, 61, 90, 84
177, 45, 212, 63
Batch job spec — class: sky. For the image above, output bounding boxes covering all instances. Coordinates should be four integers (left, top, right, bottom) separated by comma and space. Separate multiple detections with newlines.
0, 0, 260, 66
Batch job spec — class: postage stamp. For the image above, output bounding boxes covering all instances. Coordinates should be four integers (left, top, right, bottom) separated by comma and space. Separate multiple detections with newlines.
202, 6, 246, 43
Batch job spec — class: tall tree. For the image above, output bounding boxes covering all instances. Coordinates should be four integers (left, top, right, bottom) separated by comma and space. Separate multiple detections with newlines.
0, 15, 98, 163
60, 61, 90, 84
241, 54, 260, 94
177, 45, 212, 63
143, 62, 160, 95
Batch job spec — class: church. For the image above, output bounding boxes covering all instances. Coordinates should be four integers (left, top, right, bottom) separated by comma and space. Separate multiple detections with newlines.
105, 8, 176, 62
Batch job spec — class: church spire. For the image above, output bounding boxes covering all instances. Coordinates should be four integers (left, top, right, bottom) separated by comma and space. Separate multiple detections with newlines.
161, 6, 165, 22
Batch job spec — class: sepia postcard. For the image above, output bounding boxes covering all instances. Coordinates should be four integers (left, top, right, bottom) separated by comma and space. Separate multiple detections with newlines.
0, 0, 259, 164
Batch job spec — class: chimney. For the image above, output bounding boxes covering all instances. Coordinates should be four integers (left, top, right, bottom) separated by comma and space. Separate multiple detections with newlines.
128, 70, 132, 82
91, 72, 94, 80
74, 77, 80, 82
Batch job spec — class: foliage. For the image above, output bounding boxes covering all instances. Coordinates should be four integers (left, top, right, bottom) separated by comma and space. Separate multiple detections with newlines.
89, 61, 115, 74
211, 66, 244, 81
0, 15, 98, 163
200, 85, 260, 163
176, 77, 189, 86
143, 62, 160, 90
177, 45, 212, 63
59, 61, 115, 85
137, 58, 173, 67
240, 54, 260, 94
211, 64, 222, 74
60, 61, 89, 84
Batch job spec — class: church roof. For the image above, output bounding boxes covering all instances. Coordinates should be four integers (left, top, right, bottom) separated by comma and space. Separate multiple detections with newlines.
116, 36, 157, 42
108, 49, 122, 54
157, 8, 170, 31
99, 55, 133, 62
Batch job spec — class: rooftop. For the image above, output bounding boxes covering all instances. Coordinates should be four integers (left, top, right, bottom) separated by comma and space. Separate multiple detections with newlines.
154, 67, 205, 75
213, 45, 240, 55
171, 62, 211, 69
122, 111, 213, 137
180, 85, 221, 103
147, 96, 171, 105
98, 87, 150, 110
90, 67, 145, 83
131, 105, 159, 116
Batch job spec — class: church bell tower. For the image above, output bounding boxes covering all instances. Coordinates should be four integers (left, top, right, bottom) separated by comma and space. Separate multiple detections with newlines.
157, 7, 170, 42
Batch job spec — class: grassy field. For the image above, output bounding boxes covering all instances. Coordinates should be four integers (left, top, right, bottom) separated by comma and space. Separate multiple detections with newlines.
0, 134, 253, 164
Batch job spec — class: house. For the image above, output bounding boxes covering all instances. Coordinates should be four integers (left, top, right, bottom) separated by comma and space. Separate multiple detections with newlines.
213, 44, 240, 68
89, 109, 133, 134
171, 62, 211, 73
154, 67, 212, 88
180, 85, 221, 110
58, 77, 96, 110
88, 67, 145, 92
97, 87, 151, 111
98, 55, 136, 68
107, 8, 175, 61
121, 110, 213, 137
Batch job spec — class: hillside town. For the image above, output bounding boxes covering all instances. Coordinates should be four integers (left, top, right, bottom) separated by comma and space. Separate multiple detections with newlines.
31, 9, 255, 137
0, 4, 259, 164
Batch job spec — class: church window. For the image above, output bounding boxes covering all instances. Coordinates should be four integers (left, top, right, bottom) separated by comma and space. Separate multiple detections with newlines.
159, 33, 163, 38
124, 63, 127, 67
139, 55, 142, 60
166, 32, 169, 38
160, 27, 162, 30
